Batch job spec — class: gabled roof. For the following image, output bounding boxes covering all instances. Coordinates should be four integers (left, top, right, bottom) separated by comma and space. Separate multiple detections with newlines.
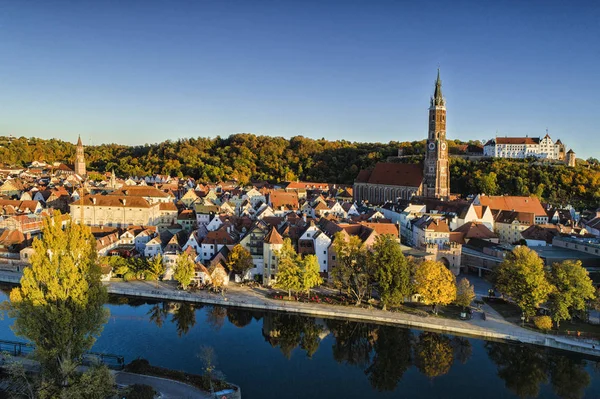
478, 195, 546, 217
264, 226, 284, 245
453, 222, 497, 240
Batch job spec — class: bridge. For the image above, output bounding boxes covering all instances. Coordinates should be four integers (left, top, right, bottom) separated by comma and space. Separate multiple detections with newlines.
0, 339, 125, 370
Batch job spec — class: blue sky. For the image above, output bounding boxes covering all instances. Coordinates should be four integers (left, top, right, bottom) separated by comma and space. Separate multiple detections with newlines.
0, 1, 598, 157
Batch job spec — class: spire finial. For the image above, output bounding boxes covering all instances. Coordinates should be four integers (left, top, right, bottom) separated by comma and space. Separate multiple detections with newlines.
432, 68, 445, 106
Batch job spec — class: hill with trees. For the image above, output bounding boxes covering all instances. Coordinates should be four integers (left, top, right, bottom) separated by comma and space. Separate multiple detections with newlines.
1, 134, 598, 208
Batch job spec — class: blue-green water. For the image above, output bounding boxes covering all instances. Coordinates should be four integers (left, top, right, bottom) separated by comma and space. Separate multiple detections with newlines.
1, 291, 600, 399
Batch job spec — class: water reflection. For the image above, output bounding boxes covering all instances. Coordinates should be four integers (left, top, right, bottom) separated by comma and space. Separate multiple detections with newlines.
109, 296, 597, 398
486, 342, 592, 399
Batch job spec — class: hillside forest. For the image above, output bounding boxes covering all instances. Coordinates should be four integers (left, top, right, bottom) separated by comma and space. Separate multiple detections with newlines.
1, 134, 599, 209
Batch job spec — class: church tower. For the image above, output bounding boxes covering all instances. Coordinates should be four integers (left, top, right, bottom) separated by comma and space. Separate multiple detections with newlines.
74, 135, 86, 177
423, 69, 450, 199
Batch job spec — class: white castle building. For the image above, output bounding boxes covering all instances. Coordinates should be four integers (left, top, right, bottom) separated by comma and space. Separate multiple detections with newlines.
483, 133, 566, 160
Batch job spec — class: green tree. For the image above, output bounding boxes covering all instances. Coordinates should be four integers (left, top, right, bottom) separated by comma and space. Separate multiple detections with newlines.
413, 260, 457, 314
174, 253, 195, 290
455, 278, 476, 309
146, 254, 165, 287
369, 235, 410, 310
227, 244, 254, 279
274, 239, 302, 299
547, 260, 596, 327
6, 212, 110, 396
300, 254, 323, 295
331, 232, 371, 306
495, 246, 553, 320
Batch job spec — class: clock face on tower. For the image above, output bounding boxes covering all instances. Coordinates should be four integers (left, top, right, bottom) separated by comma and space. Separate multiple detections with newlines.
428, 142, 436, 151
441, 142, 447, 151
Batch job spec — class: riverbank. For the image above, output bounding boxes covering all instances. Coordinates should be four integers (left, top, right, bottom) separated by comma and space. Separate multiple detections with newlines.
1, 270, 598, 358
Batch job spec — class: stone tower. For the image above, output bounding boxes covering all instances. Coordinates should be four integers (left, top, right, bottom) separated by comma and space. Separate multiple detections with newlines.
423, 69, 450, 199
566, 149, 576, 167
74, 135, 86, 177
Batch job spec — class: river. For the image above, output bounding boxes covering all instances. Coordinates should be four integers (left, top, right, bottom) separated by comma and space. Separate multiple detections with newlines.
0, 290, 599, 399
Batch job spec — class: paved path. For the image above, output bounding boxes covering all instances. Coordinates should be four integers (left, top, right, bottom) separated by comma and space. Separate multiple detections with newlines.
114, 371, 212, 399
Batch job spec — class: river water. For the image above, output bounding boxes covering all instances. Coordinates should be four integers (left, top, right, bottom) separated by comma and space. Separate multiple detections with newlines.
1, 290, 600, 399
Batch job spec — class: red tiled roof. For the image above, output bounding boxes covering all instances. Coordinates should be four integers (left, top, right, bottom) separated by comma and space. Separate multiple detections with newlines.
495, 137, 540, 145
264, 226, 284, 245
356, 163, 423, 188
479, 196, 546, 217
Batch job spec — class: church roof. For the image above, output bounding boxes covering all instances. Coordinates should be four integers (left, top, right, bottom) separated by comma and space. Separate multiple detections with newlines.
77, 135, 82, 146
355, 163, 423, 188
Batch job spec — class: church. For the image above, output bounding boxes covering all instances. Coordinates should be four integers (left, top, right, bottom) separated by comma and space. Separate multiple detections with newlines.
354, 70, 450, 204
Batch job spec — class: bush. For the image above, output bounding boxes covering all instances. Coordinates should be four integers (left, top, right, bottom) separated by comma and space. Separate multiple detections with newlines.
533, 315, 553, 332
124, 384, 156, 399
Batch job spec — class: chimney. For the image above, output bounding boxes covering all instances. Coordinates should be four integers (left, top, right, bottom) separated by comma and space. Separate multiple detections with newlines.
91, 197, 96, 205
122, 198, 127, 206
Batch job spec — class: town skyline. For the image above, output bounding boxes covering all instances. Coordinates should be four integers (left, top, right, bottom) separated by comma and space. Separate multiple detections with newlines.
0, 1, 598, 158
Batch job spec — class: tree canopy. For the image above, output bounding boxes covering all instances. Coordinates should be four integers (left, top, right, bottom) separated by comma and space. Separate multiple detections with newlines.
7, 212, 111, 396
174, 253, 195, 290
369, 235, 410, 310
227, 244, 254, 279
413, 260, 457, 313
495, 246, 553, 320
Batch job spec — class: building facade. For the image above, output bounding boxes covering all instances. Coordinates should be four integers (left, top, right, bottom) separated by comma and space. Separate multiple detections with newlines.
483, 133, 569, 161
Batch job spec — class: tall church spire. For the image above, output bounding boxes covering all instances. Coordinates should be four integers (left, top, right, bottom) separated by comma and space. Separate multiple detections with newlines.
423, 69, 450, 199
74, 136, 86, 177
431, 68, 446, 107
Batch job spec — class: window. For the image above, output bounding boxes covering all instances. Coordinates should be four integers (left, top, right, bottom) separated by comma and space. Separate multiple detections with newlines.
323, 251, 326, 254
332, 255, 336, 260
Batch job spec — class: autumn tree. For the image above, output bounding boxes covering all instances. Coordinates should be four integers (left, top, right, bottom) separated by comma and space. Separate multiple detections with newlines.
547, 260, 596, 327
495, 246, 553, 320
455, 278, 476, 309
146, 254, 165, 287
227, 244, 254, 280
331, 232, 371, 305
274, 239, 302, 299
413, 260, 457, 314
369, 234, 410, 310
6, 212, 112, 396
300, 254, 323, 295
174, 253, 195, 290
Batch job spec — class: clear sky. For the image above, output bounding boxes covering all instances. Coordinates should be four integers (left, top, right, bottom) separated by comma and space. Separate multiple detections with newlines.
0, 1, 598, 157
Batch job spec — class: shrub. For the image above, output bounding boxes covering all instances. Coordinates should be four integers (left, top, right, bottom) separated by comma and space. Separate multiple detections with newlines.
124, 384, 156, 399
533, 315, 552, 331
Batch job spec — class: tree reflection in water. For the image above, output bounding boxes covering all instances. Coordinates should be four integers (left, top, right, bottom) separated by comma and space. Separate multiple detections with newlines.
138, 301, 595, 396
171, 303, 197, 337
486, 342, 592, 399
365, 326, 412, 392
415, 332, 454, 379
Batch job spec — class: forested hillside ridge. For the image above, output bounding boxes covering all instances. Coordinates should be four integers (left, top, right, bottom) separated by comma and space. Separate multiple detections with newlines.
1, 134, 598, 208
